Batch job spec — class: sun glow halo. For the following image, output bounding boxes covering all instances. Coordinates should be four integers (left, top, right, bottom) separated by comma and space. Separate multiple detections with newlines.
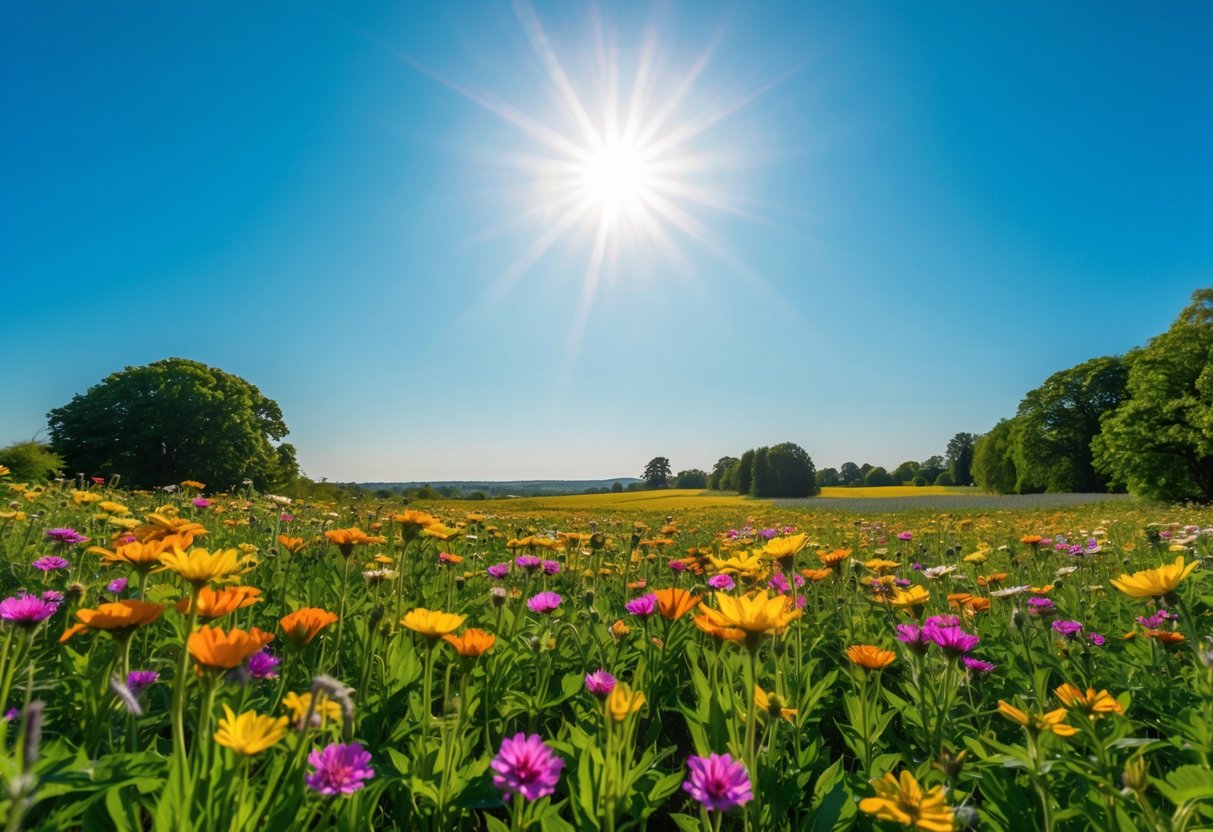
580, 140, 649, 219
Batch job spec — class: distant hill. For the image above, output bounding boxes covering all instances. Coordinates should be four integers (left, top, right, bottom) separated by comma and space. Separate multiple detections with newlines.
355, 478, 642, 497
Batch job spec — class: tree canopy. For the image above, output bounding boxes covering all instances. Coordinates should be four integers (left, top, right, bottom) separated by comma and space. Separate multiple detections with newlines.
1094, 289, 1213, 501
945, 433, 976, 486
640, 457, 672, 489
47, 358, 298, 491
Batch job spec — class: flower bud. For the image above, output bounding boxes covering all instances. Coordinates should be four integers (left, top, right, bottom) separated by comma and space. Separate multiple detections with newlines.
1122, 757, 1148, 793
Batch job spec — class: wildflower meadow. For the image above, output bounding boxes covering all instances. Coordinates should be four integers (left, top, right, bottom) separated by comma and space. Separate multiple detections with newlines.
0, 475, 1211, 831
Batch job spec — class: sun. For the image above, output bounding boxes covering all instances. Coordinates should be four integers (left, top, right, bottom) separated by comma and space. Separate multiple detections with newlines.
579, 139, 649, 219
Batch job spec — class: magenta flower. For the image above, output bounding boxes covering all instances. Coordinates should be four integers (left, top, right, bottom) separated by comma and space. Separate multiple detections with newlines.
584, 669, 616, 697
707, 574, 735, 591
962, 657, 996, 674
924, 624, 980, 657
45, 528, 89, 546
0, 594, 59, 628
1027, 597, 1056, 617
126, 670, 159, 695
924, 614, 961, 628
515, 555, 542, 571
768, 572, 791, 593
107, 577, 129, 595
1088, 632, 1106, 647
248, 650, 281, 680
897, 532, 913, 541
625, 594, 658, 618
682, 753, 753, 812
491, 733, 565, 801
192, 497, 210, 508
894, 623, 929, 655
33, 556, 71, 572
1052, 620, 1083, 638
306, 742, 375, 796
526, 591, 563, 615
41, 590, 64, 604
487, 563, 511, 580
542, 559, 561, 575
669, 560, 687, 574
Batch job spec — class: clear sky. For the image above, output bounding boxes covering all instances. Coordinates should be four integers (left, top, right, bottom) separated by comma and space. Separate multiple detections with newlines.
3, 1, 1211, 482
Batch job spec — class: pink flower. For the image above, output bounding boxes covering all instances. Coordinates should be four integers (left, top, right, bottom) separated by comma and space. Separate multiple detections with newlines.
624, 594, 658, 618
0, 594, 59, 628
682, 753, 753, 812
584, 669, 616, 697
33, 556, 70, 572
306, 742, 375, 796
526, 592, 563, 615
707, 574, 735, 591
491, 733, 565, 801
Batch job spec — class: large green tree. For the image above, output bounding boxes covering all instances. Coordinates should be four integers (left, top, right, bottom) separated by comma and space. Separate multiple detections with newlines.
708, 456, 739, 490
1013, 355, 1128, 493
1094, 289, 1213, 501
752, 442, 818, 498
47, 358, 298, 491
946, 432, 977, 486
972, 419, 1019, 494
640, 456, 672, 489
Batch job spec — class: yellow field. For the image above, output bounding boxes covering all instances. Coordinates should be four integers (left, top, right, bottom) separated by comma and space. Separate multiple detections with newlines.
463, 488, 754, 512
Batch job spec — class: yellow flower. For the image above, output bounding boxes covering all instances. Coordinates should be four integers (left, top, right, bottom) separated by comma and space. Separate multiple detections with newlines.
88, 538, 175, 573
997, 700, 1077, 737
157, 546, 242, 587
214, 705, 288, 755
401, 608, 466, 641
963, 552, 988, 564
606, 683, 645, 722
72, 490, 103, 505
1110, 556, 1197, 598
888, 585, 931, 616
282, 691, 342, 728
1055, 684, 1125, 718
706, 551, 765, 576
863, 559, 901, 574
753, 685, 797, 722
98, 501, 129, 515
858, 770, 953, 831
697, 591, 802, 648
422, 524, 461, 542
760, 533, 809, 561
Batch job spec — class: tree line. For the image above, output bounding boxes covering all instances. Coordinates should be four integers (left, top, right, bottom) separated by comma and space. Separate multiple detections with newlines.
970, 288, 1213, 501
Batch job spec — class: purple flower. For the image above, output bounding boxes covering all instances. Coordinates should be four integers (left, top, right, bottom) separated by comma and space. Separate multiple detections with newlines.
126, 670, 159, 695
514, 555, 542, 571
624, 594, 658, 618
0, 594, 58, 628
924, 624, 980, 657
585, 669, 616, 697
280, 513, 294, 523
669, 560, 687, 573
757, 528, 778, 540
768, 573, 791, 594
526, 591, 563, 615
192, 497, 210, 508
1088, 632, 1106, 647
895, 623, 930, 655
1027, 597, 1055, 617
924, 614, 961, 629
306, 742, 375, 796
491, 733, 565, 801
33, 556, 71, 572
487, 563, 511, 580
41, 590, 64, 604
962, 658, 997, 674
1052, 620, 1083, 638
541, 559, 561, 575
1136, 610, 1174, 628
708, 574, 735, 591
682, 753, 753, 812
111, 675, 142, 715
3, 708, 18, 722
248, 650, 281, 680
897, 532, 913, 541
107, 577, 129, 595
45, 528, 89, 546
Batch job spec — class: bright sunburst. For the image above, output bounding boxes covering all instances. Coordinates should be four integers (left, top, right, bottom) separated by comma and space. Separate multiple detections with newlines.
414, 2, 782, 352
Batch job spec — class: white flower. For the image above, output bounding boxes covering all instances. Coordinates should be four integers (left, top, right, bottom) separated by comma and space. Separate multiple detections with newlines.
267, 494, 293, 506
1055, 566, 1078, 577
923, 565, 957, 579
989, 585, 1029, 598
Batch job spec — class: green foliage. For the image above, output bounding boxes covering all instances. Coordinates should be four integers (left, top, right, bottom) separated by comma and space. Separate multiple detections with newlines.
750, 447, 772, 497
932, 470, 954, 486
862, 466, 895, 487
945, 432, 976, 486
891, 461, 919, 484
972, 419, 1019, 494
838, 462, 861, 486
46, 357, 298, 492
749, 443, 817, 498
916, 455, 945, 484
1012, 355, 1128, 493
816, 467, 840, 487
912, 475, 928, 487
736, 449, 755, 496
674, 469, 708, 489
1094, 289, 1213, 501
708, 456, 739, 490
0, 440, 63, 482
640, 457, 672, 489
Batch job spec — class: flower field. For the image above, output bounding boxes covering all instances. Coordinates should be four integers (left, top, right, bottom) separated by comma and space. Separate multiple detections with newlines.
1, 476, 1212, 831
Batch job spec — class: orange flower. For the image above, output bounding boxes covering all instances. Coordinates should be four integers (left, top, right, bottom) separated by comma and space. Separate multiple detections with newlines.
134, 513, 207, 545
59, 600, 165, 642
1020, 535, 1043, 546
1143, 629, 1185, 645
188, 625, 275, 671
325, 527, 386, 556
1030, 585, 1054, 595
176, 586, 262, 620
609, 619, 631, 640
846, 644, 896, 670
958, 596, 991, 614
392, 510, 439, 540
801, 568, 833, 582
976, 573, 1009, 588
280, 607, 338, 646
443, 628, 496, 657
87, 537, 176, 573
277, 534, 306, 554
652, 588, 701, 620
1055, 684, 1125, 718
818, 548, 851, 568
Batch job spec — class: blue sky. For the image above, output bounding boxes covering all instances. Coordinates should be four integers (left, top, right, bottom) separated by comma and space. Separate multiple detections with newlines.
3, 1, 1210, 481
